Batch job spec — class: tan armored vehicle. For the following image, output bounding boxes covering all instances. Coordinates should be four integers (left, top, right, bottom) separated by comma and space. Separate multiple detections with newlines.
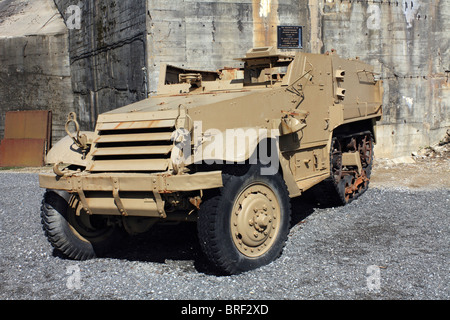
40, 47, 383, 274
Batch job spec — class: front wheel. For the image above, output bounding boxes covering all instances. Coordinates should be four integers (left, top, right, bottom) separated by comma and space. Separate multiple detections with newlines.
41, 190, 123, 260
197, 166, 291, 275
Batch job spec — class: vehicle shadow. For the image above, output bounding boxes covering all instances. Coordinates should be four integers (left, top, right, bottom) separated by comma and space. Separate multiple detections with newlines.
90, 189, 323, 275
289, 188, 321, 227
104, 221, 211, 272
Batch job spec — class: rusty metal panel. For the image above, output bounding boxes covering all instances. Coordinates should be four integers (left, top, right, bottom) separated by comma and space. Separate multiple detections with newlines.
0, 110, 52, 167
0, 139, 47, 167
4, 110, 52, 141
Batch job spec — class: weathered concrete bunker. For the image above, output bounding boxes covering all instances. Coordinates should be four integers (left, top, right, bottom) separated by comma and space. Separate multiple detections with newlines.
0, 0, 448, 159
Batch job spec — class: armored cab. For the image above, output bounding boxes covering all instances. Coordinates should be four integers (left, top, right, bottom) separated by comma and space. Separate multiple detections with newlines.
39, 47, 383, 274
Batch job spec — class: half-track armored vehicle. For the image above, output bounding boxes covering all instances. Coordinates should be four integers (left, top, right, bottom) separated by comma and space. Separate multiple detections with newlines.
40, 47, 383, 274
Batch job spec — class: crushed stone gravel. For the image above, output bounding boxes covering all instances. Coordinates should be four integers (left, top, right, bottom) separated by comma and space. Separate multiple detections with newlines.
0, 172, 448, 300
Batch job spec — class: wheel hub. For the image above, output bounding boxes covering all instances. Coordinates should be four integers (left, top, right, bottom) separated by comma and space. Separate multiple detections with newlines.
231, 184, 280, 257
67, 196, 114, 242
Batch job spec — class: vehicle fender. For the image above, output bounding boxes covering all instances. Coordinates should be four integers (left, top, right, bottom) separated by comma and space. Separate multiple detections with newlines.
189, 127, 273, 164
186, 127, 301, 197
46, 131, 95, 167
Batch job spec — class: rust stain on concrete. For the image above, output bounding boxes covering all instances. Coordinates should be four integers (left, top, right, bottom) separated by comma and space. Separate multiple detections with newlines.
252, 0, 279, 48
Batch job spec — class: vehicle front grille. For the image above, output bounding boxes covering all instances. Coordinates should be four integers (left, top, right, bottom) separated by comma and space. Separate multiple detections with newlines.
87, 111, 177, 173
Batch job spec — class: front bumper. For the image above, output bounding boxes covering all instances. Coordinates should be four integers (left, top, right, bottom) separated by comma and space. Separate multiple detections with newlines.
39, 171, 223, 217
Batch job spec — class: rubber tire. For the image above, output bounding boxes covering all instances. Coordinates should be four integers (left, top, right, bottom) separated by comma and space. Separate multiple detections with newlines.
197, 165, 291, 275
41, 190, 122, 260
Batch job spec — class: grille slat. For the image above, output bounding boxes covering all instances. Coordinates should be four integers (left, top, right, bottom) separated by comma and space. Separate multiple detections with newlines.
89, 159, 169, 172
88, 114, 176, 173
92, 145, 173, 156
94, 132, 173, 144
97, 119, 175, 131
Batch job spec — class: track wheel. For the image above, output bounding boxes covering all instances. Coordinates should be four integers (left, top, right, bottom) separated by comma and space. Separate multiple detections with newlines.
315, 132, 375, 207
356, 133, 374, 196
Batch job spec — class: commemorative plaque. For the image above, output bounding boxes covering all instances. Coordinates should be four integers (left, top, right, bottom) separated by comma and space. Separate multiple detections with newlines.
277, 26, 302, 49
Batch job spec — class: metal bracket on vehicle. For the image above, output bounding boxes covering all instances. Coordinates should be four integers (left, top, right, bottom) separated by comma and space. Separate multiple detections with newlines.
341, 152, 362, 175
171, 104, 193, 175
153, 190, 166, 219
112, 178, 128, 216
75, 178, 91, 215
280, 110, 309, 135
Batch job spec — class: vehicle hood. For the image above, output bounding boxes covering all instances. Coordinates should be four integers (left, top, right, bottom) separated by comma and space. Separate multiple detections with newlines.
104, 90, 260, 115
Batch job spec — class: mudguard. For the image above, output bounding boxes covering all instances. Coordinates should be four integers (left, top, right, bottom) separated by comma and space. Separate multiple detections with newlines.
45, 131, 95, 167
186, 127, 301, 197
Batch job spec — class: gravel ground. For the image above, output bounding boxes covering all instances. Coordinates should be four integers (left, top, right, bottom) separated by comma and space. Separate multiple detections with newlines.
0, 166, 449, 301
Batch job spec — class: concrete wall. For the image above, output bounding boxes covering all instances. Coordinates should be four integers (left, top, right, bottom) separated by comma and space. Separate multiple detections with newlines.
54, 0, 148, 131
147, 0, 449, 157
310, 0, 449, 157
0, 0, 448, 158
147, 0, 308, 93
0, 0, 73, 143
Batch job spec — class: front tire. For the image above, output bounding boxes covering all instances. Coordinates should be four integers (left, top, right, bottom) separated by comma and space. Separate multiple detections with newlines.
197, 166, 291, 275
41, 190, 122, 260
